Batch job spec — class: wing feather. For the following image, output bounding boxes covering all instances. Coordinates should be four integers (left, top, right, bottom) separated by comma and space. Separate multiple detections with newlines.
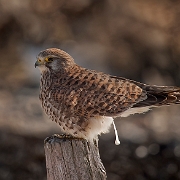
49, 67, 146, 118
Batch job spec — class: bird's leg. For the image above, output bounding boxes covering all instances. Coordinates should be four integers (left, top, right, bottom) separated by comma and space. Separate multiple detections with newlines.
44, 134, 75, 143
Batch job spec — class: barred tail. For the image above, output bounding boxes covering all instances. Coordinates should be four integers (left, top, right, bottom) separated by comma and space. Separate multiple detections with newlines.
133, 83, 180, 108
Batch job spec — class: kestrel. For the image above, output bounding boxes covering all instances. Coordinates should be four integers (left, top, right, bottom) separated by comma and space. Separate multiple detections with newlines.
35, 48, 180, 145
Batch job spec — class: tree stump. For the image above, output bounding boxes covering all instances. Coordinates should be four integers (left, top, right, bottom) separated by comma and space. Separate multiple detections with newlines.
44, 134, 107, 180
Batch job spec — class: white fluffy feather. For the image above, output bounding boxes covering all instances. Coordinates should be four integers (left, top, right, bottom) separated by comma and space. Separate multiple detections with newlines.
120, 106, 152, 117
86, 116, 113, 141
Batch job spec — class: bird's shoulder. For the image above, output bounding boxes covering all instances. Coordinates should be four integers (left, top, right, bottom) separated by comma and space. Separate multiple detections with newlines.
50, 65, 145, 101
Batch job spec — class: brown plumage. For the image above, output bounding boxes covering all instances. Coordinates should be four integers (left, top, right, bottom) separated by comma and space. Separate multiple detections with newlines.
35, 48, 180, 143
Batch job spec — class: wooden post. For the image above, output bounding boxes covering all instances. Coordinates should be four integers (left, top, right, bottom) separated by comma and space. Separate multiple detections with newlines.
44, 134, 107, 180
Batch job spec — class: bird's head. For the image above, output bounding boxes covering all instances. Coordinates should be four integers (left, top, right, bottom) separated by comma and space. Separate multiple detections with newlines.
35, 48, 75, 73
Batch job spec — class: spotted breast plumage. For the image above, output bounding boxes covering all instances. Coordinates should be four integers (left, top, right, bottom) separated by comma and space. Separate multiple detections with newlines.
35, 48, 180, 144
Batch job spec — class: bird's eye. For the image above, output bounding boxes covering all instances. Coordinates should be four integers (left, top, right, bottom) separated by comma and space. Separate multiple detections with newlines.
48, 57, 53, 62
45, 57, 53, 62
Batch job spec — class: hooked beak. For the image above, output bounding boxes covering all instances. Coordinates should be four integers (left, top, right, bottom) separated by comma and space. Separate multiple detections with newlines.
35, 59, 44, 68
35, 61, 39, 68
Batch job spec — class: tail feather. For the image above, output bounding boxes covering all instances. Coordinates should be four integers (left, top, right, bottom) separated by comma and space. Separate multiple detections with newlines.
110, 75, 180, 108
133, 83, 180, 108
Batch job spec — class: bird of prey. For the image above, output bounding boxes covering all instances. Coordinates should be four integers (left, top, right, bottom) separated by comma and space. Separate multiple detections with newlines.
35, 48, 180, 145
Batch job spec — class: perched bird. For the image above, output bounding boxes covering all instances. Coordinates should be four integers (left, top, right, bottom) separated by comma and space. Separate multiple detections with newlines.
35, 48, 180, 145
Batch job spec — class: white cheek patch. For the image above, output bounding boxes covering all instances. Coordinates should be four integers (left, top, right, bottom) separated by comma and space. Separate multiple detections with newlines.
50, 61, 59, 71
38, 65, 48, 73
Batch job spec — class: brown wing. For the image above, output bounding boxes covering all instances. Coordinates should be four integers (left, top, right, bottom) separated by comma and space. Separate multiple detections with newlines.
49, 67, 146, 118
110, 76, 180, 107
133, 84, 180, 107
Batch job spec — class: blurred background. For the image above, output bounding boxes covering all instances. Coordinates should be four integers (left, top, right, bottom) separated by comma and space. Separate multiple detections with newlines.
0, 0, 180, 179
